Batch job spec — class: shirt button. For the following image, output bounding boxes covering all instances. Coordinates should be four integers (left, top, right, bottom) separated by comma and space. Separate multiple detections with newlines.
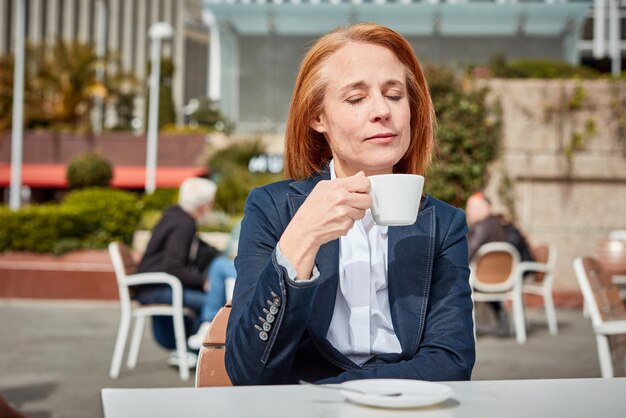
262, 321, 271, 332
266, 313, 275, 323
269, 306, 278, 315
259, 331, 268, 341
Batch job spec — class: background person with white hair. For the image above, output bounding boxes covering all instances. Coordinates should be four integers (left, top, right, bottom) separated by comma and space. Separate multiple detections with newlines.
135, 177, 236, 366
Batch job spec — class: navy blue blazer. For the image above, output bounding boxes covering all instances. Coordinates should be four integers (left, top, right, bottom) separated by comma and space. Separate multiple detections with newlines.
225, 166, 475, 385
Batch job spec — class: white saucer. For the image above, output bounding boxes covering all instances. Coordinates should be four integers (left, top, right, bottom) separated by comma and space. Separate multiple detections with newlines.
339, 379, 454, 409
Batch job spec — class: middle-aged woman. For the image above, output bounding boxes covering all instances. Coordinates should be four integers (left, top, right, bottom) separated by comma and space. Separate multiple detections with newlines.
225, 22, 475, 385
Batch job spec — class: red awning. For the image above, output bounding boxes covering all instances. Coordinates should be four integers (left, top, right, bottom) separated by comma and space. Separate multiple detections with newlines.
0, 164, 208, 189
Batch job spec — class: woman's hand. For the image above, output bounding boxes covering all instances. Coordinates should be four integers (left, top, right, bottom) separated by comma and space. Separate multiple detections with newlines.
278, 171, 372, 279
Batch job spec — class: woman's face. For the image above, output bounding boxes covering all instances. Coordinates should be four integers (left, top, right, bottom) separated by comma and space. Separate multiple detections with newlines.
310, 41, 411, 178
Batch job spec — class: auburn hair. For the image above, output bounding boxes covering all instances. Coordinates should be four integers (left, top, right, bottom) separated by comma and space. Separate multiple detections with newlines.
283, 23, 436, 179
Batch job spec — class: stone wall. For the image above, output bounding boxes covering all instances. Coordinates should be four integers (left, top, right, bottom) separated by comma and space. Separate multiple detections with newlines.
483, 79, 626, 291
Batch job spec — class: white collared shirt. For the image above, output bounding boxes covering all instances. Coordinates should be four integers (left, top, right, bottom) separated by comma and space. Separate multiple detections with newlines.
325, 160, 402, 364
276, 160, 402, 365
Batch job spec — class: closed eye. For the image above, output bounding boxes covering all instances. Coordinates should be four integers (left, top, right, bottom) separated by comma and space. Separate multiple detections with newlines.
346, 96, 364, 105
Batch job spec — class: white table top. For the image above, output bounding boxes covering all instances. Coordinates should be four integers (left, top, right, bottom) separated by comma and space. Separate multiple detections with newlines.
102, 378, 626, 418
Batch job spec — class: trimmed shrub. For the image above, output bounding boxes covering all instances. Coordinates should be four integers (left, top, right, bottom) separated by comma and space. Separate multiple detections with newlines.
66, 152, 113, 188
488, 54, 600, 79
0, 204, 87, 253
62, 188, 141, 247
0, 188, 142, 254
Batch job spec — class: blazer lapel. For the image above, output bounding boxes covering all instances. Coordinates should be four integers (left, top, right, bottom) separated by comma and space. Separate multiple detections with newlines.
387, 202, 436, 355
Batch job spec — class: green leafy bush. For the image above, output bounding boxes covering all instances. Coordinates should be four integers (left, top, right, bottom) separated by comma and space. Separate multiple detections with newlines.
141, 188, 178, 212
208, 139, 283, 215
0, 188, 141, 254
425, 66, 501, 207
63, 188, 141, 246
0, 204, 87, 253
488, 54, 600, 79
66, 152, 113, 188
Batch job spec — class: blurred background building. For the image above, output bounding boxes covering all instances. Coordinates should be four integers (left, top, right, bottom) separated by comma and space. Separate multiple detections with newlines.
201, 0, 624, 132
0, 0, 209, 128
0, 0, 623, 132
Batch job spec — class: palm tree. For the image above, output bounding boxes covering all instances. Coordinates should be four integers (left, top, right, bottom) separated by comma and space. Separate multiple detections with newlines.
32, 39, 99, 130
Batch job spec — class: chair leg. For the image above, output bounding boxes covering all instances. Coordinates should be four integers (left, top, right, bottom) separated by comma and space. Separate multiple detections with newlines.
109, 312, 131, 379
543, 290, 559, 336
173, 313, 190, 381
596, 335, 614, 378
582, 300, 590, 318
127, 315, 146, 369
512, 292, 527, 344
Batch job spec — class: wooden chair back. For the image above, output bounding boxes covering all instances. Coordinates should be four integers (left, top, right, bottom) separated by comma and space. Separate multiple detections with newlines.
578, 257, 626, 377
582, 257, 626, 321
471, 242, 520, 293
195, 304, 232, 387
475, 252, 514, 285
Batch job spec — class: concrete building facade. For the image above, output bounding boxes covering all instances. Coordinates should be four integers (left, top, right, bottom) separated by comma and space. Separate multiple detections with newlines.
0, 0, 210, 128
203, 0, 610, 132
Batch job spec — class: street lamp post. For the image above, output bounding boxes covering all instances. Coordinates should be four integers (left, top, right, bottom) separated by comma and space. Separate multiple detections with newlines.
9, 0, 26, 211
145, 22, 174, 194
93, 0, 107, 135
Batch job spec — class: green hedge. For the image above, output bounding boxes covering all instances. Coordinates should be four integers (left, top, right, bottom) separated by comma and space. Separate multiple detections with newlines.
488, 54, 601, 79
0, 188, 141, 254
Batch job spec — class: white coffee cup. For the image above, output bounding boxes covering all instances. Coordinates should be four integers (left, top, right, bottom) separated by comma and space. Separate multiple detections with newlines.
368, 174, 424, 226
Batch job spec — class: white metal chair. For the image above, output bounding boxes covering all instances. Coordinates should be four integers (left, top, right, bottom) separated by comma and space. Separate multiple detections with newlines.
470, 242, 526, 344
573, 256, 626, 377
520, 243, 558, 335
225, 277, 235, 304
609, 230, 626, 241
108, 242, 195, 381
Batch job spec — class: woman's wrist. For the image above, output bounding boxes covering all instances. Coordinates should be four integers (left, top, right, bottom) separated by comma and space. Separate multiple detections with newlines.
278, 227, 320, 280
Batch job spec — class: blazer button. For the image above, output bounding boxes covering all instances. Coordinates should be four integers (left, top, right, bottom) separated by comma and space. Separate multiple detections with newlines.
259, 331, 268, 341
262, 321, 271, 332
269, 306, 278, 315
272, 296, 281, 307
266, 313, 275, 324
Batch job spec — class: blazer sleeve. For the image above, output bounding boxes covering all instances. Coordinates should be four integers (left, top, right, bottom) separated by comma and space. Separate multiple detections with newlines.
317, 208, 475, 383
225, 187, 322, 385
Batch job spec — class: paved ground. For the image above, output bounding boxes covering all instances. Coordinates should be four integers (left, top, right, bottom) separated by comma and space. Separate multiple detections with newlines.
0, 300, 601, 418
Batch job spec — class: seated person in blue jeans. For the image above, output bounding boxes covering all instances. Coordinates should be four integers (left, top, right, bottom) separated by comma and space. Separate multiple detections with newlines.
187, 223, 240, 349
135, 177, 236, 365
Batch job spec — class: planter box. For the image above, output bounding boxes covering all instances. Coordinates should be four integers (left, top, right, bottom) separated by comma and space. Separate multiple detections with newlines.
0, 250, 118, 300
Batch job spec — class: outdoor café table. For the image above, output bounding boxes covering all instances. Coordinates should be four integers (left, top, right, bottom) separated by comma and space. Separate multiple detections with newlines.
102, 377, 626, 418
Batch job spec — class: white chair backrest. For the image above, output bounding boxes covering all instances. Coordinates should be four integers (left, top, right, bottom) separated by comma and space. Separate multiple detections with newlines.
108, 242, 137, 308
470, 242, 521, 293
573, 257, 603, 327
224, 277, 235, 305
609, 230, 626, 241
530, 243, 557, 284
